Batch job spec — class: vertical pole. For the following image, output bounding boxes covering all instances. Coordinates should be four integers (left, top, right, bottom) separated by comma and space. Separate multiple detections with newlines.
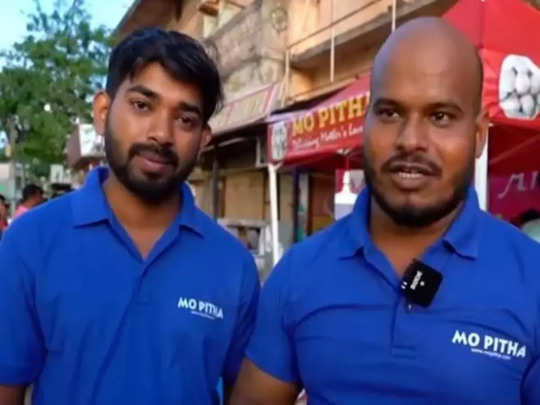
268, 163, 281, 265
212, 145, 220, 218
292, 168, 299, 243
392, 0, 397, 32
330, 0, 335, 83
7, 120, 17, 215
283, 49, 290, 107
475, 133, 489, 211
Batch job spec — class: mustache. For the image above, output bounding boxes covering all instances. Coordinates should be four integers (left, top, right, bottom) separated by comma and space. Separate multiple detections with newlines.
381, 153, 442, 176
128, 143, 179, 166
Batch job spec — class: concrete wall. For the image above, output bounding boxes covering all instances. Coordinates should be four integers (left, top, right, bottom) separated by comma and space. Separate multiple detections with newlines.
289, 40, 379, 102
171, 0, 204, 38
117, 0, 455, 106
223, 170, 266, 220
203, 0, 288, 101
285, 0, 394, 102
288, 0, 394, 56
285, 0, 456, 103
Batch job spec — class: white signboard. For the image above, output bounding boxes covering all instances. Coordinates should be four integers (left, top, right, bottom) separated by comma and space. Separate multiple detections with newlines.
79, 124, 105, 157
49, 164, 72, 184
0, 163, 10, 181
335, 170, 365, 220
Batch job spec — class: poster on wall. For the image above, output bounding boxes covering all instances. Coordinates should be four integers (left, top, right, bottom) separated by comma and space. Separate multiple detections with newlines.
335, 170, 365, 220
489, 170, 540, 242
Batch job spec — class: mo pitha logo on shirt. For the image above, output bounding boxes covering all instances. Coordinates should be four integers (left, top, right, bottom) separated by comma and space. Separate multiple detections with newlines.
451, 329, 527, 360
177, 297, 224, 320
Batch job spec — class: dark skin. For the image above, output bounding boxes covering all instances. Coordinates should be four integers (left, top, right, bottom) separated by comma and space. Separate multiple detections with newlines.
230, 18, 489, 404
0, 62, 212, 403
0, 387, 25, 405
96, 62, 211, 259
365, 18, 488, 274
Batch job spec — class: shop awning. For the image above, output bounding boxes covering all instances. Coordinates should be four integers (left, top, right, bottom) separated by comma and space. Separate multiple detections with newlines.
267, 74, 370, 167
210, 82, 280, 136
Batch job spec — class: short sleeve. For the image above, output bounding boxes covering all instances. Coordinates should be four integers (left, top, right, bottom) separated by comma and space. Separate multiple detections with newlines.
222, 253, 260, 384
245, 252, 300, 384
0, 229, 45, 384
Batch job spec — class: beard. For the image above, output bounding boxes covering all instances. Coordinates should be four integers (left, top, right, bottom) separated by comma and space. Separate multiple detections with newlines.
363, 149, 474, 228
104, 119, 197, 204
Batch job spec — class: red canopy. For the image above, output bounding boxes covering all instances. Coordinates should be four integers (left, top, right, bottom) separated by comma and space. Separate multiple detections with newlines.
444, 0, 540, 178
267, 75, 369, 167
444, 0, 540, 128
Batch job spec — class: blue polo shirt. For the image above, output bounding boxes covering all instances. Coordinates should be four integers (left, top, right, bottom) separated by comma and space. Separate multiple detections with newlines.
247, 187, 540, 405
0, 168, 259, 404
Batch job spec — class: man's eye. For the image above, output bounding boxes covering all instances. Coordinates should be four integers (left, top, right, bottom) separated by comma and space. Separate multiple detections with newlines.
131, 100, 149, 111
177, 115, 199, 129
376, 108, 400, 120
431, 111, 453, 125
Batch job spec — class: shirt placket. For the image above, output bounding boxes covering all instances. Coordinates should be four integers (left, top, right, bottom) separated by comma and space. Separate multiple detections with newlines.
391, 245, 453, 359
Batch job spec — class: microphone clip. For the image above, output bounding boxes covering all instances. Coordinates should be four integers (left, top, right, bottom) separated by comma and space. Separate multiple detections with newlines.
400, 259, 443, 308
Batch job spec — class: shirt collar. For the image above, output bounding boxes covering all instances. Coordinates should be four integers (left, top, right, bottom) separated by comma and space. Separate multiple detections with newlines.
177, 182, 205, 238
72, 167, 110, 226
339, 186, 481, 260
339, 188, 371, 258
441, 187, 481, 259
72, 167, 206, 238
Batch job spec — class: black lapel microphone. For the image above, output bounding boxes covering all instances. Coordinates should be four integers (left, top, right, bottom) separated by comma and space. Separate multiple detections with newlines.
400, 259, 443, 307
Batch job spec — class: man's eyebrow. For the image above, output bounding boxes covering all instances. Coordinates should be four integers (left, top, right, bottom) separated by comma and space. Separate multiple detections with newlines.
372, 97, 400, 106
126, 84, 158, 99
427, 101, 464, 113
126, 85, 203, 117
372, 98, 464, 114
178, 101, 202, 118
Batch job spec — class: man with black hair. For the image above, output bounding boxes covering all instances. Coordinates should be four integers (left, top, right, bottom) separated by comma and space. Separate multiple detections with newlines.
0, 28, 259, 405
12, 184, 44, 221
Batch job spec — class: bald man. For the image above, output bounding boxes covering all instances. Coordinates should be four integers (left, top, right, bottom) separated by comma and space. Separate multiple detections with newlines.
231, 17, 540, 405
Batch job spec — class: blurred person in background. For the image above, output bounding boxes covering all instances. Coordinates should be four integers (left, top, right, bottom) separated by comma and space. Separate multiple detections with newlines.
0, 194, 8, 239
12, 184, 44, 221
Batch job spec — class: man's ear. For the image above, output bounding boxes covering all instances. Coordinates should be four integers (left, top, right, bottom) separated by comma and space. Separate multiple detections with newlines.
474, 107, 489, 158
200, 124, 212, 150
93, 91, 111, 136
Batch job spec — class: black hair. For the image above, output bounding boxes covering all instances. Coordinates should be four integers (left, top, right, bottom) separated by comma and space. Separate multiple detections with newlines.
22, 184, 43, 202
106, 27, 223, 124
0, 194, 5, 202
520, 209, 540, 224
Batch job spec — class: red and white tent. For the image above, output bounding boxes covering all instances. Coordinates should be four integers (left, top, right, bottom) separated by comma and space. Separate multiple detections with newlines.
444, 0, 540, 221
